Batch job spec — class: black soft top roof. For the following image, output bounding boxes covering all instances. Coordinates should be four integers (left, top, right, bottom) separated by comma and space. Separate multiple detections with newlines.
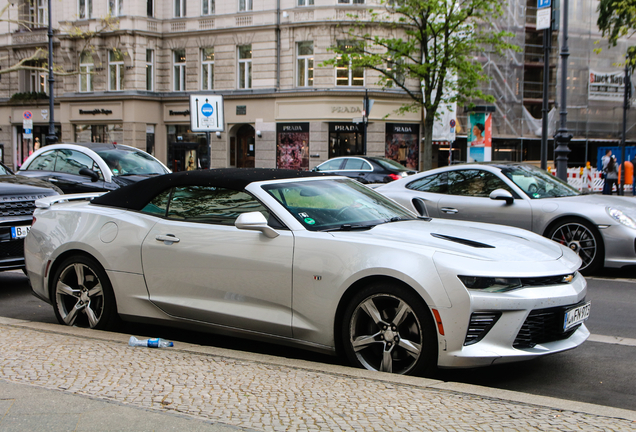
91, 168, 330, 211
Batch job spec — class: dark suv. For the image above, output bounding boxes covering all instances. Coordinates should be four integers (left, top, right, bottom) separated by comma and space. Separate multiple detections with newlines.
0, 162, 61, 271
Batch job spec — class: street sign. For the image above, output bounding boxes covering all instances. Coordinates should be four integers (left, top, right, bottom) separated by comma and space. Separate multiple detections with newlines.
536, 7, 551, 30
189, 94, 224, 132
23, 119, 33, 129
23, 111, 32, 120
23, 128, 33, 139
538, 0, 551, 8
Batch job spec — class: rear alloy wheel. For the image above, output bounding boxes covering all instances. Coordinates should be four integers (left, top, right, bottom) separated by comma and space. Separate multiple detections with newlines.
547, 218, 604, 275
52, 255, 118, 330
342, 283, 437, 376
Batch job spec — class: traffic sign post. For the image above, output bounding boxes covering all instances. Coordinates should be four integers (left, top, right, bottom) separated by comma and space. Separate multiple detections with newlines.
23, 111, 33, 139
190, 95, 224, 132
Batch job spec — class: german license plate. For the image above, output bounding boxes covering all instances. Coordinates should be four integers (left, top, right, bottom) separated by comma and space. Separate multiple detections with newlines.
564, 301, 591, 331
10, 226, 30, 239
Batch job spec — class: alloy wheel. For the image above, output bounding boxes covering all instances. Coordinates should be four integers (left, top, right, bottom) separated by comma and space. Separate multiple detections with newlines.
55, 262, 105, 328
349, 294, 423, 374
550, 222, 597, 271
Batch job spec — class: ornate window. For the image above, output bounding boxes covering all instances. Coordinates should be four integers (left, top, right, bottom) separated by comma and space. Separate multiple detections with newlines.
173, 49, 186, 91
108, 50, 124, 91
79, 52, 94, 92
201, 48, 214, 90
145, 49, 154, 91
238, 45, 252, 89
297, 42, 314, 87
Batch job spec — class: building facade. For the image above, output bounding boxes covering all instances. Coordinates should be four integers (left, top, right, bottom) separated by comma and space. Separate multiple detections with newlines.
0, 0, 634, 172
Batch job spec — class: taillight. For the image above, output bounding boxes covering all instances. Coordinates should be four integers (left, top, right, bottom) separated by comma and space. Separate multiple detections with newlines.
387, 173, 401, 181
32, 216, 36, 226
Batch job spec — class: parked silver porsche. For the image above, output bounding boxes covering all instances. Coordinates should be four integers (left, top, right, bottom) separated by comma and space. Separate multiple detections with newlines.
25, 169, 589, 376
377, 163, 636, 275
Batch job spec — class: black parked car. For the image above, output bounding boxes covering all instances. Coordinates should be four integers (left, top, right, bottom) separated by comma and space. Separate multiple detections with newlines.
18, 143, 170, 194
313, 156, 416, 184
0, 162, 61, 272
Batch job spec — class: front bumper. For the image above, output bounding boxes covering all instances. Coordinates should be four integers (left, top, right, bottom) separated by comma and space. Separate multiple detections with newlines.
600, 224, 636, 268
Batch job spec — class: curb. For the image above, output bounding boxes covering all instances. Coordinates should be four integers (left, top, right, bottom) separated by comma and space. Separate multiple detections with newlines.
1, 316, 635, 423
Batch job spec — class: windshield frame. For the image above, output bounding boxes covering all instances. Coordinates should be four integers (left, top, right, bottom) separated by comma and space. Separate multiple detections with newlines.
501, 165, 580, 199
262, 178, 417, 231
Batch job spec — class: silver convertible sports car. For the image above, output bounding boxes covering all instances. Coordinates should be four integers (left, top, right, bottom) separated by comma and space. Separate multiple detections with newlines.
25, 169, 589, 376
377, 163, 636, 275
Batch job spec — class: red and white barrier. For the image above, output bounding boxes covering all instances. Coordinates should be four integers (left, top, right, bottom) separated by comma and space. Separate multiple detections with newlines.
548, 168, 633, 193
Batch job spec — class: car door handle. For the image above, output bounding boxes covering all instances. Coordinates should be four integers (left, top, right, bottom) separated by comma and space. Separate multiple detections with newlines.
156, 234, 180, 244
440, 207, 459, 214
47, 177, 59, 182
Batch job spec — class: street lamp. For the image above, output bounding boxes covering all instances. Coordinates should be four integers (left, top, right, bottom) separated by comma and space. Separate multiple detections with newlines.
46, 0, 57, 145
554, 0, 571, 181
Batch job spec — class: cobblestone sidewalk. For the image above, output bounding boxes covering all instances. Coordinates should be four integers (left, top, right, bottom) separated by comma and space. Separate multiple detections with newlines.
0, 322, 634, 432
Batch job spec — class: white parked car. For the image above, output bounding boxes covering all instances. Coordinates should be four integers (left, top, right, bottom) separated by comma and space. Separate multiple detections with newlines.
25, 169, 589, 376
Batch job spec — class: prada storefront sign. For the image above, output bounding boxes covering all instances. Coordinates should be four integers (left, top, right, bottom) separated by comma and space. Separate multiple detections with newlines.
329, 122, 362, 133
169, 109, 190, 116
278, 123, 309, 133
387, 123, 419, 135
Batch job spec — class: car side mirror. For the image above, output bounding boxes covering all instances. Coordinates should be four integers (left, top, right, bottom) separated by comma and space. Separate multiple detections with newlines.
235, 212, 280, 238
412, 197, 430, 218
489, 188, 514, 205
79, 168, 100, 182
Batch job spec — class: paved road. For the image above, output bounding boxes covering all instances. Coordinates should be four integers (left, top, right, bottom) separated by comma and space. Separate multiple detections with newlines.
1, 270, 635, 411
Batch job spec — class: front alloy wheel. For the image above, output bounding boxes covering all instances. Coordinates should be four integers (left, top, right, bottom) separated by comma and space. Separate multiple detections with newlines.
342, 284, 437, 376
548, 218, 603, 275
52, 256, 117, 330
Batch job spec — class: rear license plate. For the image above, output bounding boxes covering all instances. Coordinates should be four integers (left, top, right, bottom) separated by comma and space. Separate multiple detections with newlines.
10, 226, 30, 239
563, 301, 591, 331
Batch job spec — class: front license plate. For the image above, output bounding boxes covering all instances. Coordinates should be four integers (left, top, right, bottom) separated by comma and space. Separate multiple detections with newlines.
564, 301, 591, 331
10, 226, 30, 239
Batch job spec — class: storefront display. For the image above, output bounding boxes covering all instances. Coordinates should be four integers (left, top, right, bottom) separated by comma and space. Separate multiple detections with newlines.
167, 125, 209, 171
385, 123, 419, 169
74, 124, 123, 144
276, 123, 309, 170
329, 123, 364, 157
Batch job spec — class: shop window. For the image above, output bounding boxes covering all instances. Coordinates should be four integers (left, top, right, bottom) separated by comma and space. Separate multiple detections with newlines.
108, 50, 124, 91
329, 123, 364, 157
145, 49, 154, 91
335, 41, 364, 87
74, 124, 124, 144
202, 0, 214, 14
79, 51, 94, 93
201, 47, 214, 90
238, 45, 252, 89
108, 0, 123, 16
78, 0, 92, 19
239, 0, 252, 12
297, 42, 314, 87
167, 125, 208, 171
385, 123, 419, 170
277, 123, 309, 170
173, 49, 186, 92
174, 0, 186, 17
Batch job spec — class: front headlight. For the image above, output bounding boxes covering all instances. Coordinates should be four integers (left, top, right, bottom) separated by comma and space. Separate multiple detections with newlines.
458, 276, 522, 293
607, 207, 636, 230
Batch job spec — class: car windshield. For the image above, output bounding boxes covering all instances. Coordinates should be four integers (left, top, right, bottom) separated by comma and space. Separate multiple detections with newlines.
373, 157, 410, 172
95, 148, 168, 176
501, 165, 580, 199
0, 164, 12, 175
262, 178, 417, 231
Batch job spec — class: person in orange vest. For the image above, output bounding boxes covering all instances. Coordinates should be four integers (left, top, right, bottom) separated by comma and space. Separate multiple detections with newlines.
618, 159, 633, 191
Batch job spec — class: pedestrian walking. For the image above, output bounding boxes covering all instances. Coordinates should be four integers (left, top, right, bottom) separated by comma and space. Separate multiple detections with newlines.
602, 149, 612, 195
604, 156, 618, 195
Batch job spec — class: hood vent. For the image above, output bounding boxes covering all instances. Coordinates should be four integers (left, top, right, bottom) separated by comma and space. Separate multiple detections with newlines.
431, 233, 495, 249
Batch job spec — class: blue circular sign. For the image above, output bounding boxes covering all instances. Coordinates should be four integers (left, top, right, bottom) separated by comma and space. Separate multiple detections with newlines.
201, 103, 214, 117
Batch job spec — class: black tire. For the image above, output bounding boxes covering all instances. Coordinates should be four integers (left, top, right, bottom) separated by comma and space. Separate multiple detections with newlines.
51, 255, 119, 330
341, 282, 438, 376
546, 218, 604, 275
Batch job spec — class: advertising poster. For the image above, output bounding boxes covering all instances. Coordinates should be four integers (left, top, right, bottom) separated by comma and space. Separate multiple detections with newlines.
467, 112, 492, 162
385, 123, 419, 169
276, 123, 310, 170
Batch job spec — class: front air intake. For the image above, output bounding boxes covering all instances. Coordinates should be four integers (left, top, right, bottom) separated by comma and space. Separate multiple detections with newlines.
464, 312, 502, 345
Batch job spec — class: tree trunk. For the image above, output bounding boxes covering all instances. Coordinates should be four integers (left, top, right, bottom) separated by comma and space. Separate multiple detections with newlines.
420, 108, 435, 172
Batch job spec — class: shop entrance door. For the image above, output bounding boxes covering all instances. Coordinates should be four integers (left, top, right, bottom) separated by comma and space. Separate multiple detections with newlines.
236, 124, 255, 168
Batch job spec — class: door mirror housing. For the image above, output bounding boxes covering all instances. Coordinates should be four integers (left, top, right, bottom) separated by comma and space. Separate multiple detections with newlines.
235, 212, 279, 238
79, 168, 100, 182
489, 188, 514, 205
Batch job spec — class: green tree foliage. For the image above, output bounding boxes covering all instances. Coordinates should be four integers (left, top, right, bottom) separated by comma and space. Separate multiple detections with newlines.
597, 0, 636, 68
323, 0, 517, 170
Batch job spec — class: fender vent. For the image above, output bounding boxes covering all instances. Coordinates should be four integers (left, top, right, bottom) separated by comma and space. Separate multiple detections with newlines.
464, 312, 502, 345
